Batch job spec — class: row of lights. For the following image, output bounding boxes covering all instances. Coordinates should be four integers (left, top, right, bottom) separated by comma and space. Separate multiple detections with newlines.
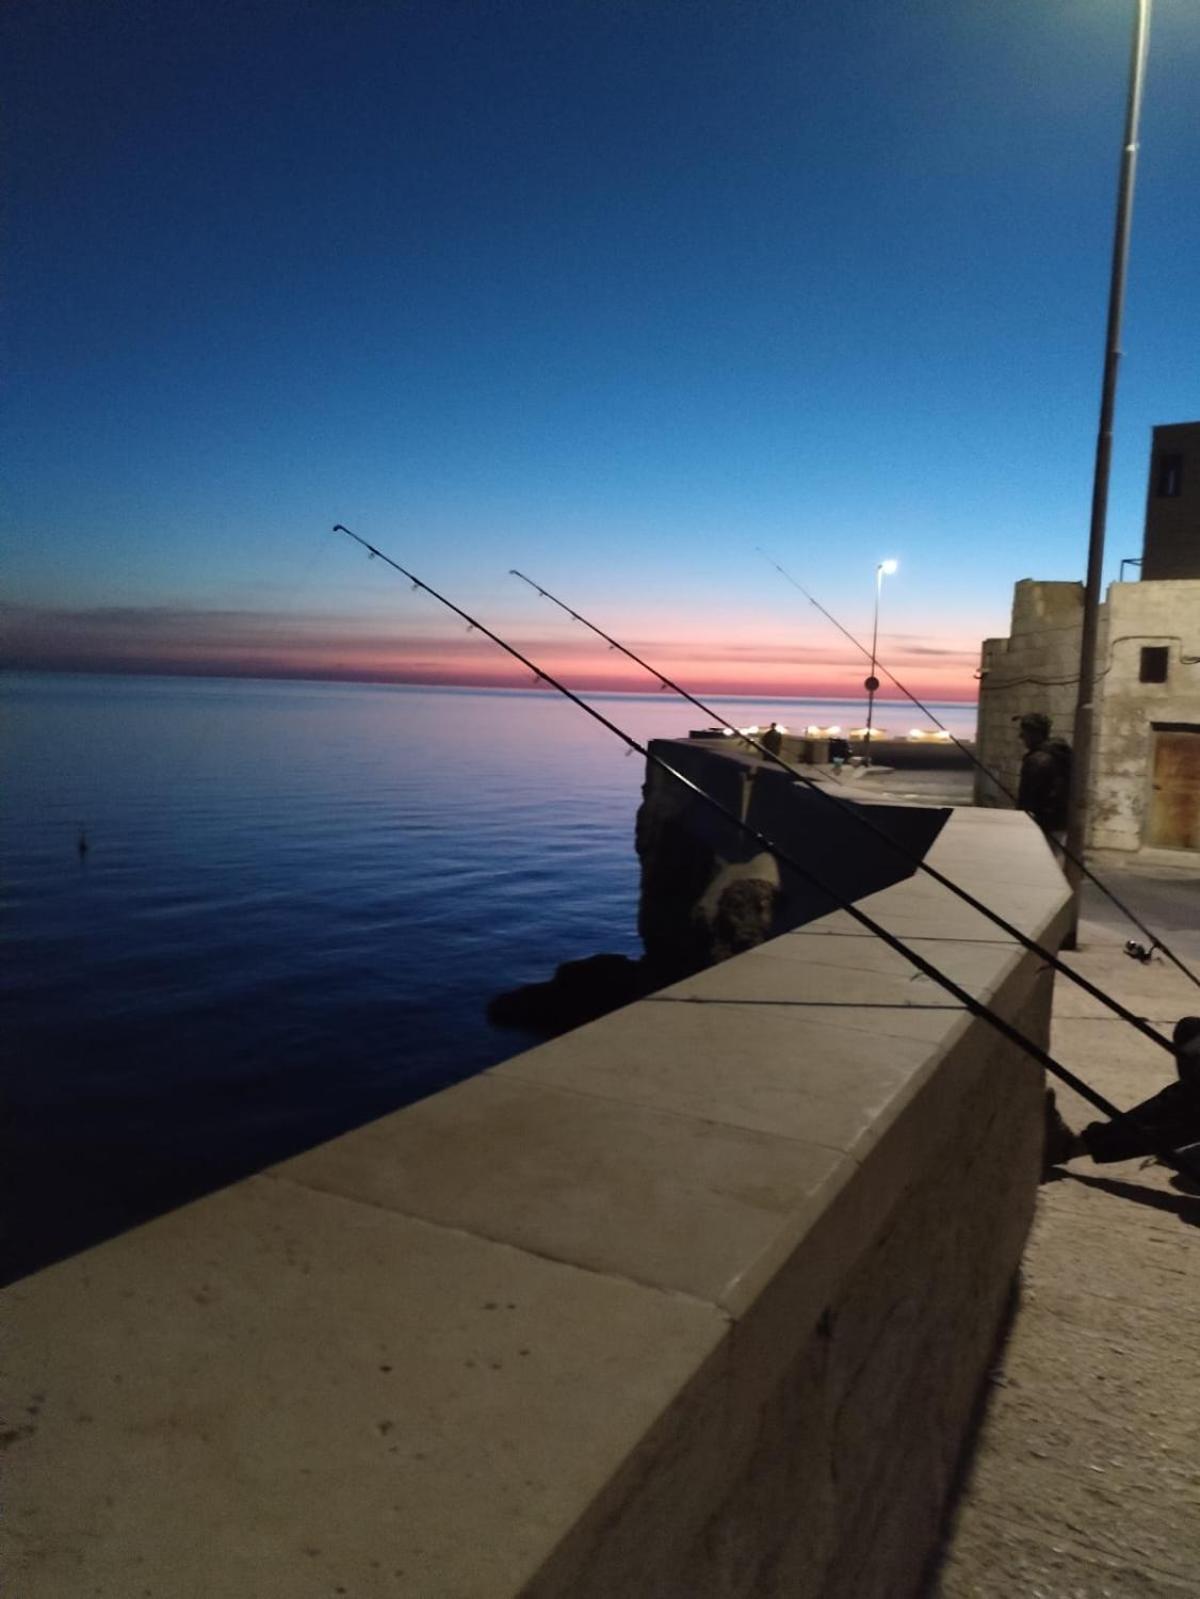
721, 724, 953, 743
717, 556, 904, 755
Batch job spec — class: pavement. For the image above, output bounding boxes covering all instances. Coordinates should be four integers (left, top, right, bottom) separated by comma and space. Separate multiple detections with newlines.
928, 854, 1200, 1598
836, 764, 977, 808
1082, 851, 1200, 959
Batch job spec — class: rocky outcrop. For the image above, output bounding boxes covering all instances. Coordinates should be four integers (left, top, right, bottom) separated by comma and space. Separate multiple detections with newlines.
490, 739, 951, 1038
487, 953, 658, 1035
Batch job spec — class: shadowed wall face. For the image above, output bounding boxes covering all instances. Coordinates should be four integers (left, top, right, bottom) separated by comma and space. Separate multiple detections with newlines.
637, 739, 949, 976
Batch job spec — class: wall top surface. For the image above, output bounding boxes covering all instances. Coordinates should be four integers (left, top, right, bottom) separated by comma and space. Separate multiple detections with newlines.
4, 807, 1071, 1599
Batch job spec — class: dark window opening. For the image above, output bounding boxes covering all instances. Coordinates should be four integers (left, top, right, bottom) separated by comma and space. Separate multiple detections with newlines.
1140, 646, 1169, 684
1155, 453, 1183, 497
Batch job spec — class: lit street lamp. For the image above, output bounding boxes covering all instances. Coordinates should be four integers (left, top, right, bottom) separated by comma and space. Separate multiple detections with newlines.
1064, 0, 1153, 943
864, 559, 898, 766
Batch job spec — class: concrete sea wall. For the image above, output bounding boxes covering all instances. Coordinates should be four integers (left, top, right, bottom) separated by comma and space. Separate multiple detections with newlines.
637, 738, 950, 974
3, 807, 1069, 1598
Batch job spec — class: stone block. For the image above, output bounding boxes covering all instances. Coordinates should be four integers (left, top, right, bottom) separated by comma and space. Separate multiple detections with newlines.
2, 806, 1070, 1599
2, 1176, 730, 1599
271, 1073, 849, 1307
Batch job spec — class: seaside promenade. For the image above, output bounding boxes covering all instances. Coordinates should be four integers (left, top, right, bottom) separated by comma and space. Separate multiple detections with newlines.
5, 801, 1197, 1598
931, 858, 1200, 1597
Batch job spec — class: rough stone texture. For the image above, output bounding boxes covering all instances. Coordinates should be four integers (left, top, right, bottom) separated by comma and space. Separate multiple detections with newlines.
514, 991, 1050, 1599
928, 868, 1200, 1599
974, 574, 1200, 855
975, 580, 1085, 810
2, 805, 1067, 1599
1, 1177, 730, 1599
636, 738, 949, 974
710, 874, 782, 961
636, 747, 746, 975
487, 950, 656, 1035
1087, 579, 1200, 854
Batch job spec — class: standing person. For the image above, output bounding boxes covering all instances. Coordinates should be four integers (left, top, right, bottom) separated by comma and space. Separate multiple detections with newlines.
1016, 712, 1072, 835
761, 722, 784, 758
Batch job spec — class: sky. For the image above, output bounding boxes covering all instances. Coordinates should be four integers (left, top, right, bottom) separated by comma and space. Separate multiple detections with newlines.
3, 0, 1198, 701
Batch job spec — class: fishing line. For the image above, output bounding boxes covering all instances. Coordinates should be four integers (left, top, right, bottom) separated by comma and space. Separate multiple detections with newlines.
759, 548, 1200, 993
332, 523, 1200, 1185
508, 569, 1175, 1056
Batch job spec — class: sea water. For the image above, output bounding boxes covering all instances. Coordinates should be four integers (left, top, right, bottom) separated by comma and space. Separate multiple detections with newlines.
2, 672, 976, 1280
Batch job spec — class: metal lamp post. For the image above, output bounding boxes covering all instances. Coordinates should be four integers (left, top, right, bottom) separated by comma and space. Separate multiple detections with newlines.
864, 559, 897, 766
1063, 0, 1153, 941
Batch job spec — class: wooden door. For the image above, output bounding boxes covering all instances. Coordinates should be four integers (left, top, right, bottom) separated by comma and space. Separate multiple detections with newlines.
1147, 727, 1200, 851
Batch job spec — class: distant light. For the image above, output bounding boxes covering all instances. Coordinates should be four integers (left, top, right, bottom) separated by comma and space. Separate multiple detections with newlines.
776, 724, 788, 734
880, 559, 899, 576
721, 727, 734, 736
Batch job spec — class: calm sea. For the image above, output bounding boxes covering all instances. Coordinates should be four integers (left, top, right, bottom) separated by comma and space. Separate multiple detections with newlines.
2, 672, 977, 1281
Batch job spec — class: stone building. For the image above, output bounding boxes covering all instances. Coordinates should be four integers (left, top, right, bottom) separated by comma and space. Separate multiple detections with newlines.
1142, 419, 1200, 579
976, 421, 1200, 854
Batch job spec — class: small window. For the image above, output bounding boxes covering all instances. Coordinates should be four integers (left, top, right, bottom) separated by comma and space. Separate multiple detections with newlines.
1140, 646, 1169, 684
1155, 453, 1183, 497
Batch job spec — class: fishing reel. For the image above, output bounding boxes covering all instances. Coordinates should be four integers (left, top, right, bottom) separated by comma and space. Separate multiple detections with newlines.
1124, 939, 1156, 965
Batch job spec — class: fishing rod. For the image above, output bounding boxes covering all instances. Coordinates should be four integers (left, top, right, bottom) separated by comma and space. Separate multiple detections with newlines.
333, 523, 1200, 1185
508, 570, 1177, 1057
760, 549, 1200, 994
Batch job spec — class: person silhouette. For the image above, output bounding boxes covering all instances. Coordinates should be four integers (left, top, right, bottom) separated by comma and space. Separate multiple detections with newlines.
1016, 712, 1071, 835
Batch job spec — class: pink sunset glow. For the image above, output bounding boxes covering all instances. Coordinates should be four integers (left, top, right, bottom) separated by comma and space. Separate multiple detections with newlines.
4, 602, 985, 701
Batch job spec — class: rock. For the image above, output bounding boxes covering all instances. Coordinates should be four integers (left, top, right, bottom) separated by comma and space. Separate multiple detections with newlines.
488, 953, 659, 1037
710, 876, 781, 962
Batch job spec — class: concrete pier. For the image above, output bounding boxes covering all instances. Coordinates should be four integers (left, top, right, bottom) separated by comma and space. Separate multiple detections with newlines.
3, 806, 1068, 1598
930, 860, 1200, 1597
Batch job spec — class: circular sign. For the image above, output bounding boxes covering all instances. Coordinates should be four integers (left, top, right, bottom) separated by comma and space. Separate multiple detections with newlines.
864, 675, 880, 692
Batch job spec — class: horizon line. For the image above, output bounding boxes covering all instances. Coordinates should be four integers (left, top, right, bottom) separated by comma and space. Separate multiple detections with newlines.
3, 659, 981, 707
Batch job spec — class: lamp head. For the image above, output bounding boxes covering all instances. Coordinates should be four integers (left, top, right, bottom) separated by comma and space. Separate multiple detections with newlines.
879, 559, 899, 576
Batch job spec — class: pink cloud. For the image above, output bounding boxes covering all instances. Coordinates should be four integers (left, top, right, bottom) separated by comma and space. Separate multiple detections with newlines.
2, 603, 982, 701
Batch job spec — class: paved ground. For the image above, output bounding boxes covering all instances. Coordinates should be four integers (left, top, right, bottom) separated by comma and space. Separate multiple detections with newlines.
929, 856, 1200, 1598
1082, 852, 1200, 960
830, 763, 976, 808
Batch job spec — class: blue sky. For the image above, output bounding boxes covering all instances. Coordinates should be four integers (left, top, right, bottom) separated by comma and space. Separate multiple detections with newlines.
3, 0, 1197, 696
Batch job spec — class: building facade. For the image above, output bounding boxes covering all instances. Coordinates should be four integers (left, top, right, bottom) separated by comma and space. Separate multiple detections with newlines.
1142, 419, 1200, 580
976, 423, 1200, 854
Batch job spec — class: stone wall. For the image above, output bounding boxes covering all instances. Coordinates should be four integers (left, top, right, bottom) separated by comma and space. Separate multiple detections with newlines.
974, 579, 1084, 808
1142, 420, 1200, 580
975, 576, 1199, 852
1089, 578, 1200, 851
637, 739, 949, 976
3, 808, 1069, 1599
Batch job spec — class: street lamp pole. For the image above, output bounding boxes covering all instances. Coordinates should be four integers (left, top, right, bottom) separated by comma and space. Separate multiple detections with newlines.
1063, 0, 1153, 940
864, 559, 896, 767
